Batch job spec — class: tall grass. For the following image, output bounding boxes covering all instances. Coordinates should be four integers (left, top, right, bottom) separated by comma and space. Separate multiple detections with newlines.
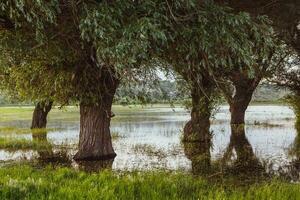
0, 166, 299, 200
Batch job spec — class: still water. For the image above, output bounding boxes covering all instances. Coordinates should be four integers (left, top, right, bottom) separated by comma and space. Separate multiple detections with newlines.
0, 105, 298, 178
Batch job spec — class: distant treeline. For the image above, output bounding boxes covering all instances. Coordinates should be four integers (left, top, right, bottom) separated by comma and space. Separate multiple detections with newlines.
0, 81, 289, 106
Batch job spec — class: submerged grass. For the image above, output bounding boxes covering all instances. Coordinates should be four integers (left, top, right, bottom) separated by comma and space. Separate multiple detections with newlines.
0, 137, 52, 151
111, 131, 125, 140
0, 166, 299, 200
252, 121, 284, 127
133, 144, 167, 158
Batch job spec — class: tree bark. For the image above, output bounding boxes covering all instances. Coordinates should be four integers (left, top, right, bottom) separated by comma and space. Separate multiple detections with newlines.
183, 140, 211, 175
229, 78, 258, 125
183, 85, 212, 142
76, 159, 114, 172
74, 88, 117, 161
31, 101, 53, 129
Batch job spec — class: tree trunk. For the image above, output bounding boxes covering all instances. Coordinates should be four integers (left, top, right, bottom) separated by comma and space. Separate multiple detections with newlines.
183, 141, 211, 175
229, 85, 255, 125
76, 159, 114, 172
72, 49, 119, 161
74, 91, 117, 161
183, 86, 211, 142
31, 101, 53, 129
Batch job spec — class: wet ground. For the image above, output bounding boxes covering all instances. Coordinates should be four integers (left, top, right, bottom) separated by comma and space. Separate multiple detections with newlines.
0, 105, 299, 180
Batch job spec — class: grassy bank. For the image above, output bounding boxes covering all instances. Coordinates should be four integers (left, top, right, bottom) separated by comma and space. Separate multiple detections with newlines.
0, 166, 299, 200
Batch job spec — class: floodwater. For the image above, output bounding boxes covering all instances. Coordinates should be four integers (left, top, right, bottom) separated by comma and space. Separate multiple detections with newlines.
0, 105, 299, 179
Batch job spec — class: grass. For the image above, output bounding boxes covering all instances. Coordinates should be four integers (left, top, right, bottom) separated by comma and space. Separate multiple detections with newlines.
133, 144, 167, 158
0, 106, 79, 123
0, 105, 180, 123
0, 127, 30, 134
0, 166, 299, 200
111, 131, 125, 140
0, 127, 61, 135
0, 137, 52, 151
252, 121, 284, 127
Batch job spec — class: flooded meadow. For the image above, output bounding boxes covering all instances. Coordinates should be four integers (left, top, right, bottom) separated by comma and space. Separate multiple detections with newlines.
0, 104, 298, 180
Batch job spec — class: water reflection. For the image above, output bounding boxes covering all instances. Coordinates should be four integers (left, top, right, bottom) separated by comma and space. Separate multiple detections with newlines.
75, 159, 114, 172
221, 125, 264, 176
32, 130, 72, 167
184, 125, 264, 176
0, 105, 298, 179
32, 130, 53, 159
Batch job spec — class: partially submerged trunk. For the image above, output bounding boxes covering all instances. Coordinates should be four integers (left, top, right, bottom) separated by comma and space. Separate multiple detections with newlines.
74, 63, 119, 161
183, 140, 211, 174
31, 101, 53, 129
183, 85, 212, 142
76, 159, 114, 172
74, 100, 116, 161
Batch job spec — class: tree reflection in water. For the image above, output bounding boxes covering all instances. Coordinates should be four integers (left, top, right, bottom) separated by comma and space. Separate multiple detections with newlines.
221, 125, 263, 175
183, 138, 211, 175
32, 129, 114, 172
32, 129, 72, 167
183, 125, 265, 178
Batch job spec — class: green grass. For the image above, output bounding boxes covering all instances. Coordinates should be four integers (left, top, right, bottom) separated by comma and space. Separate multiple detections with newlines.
132, 144, 167, 158
0, 127, 31, 134
0, 166, 299, 200
0, 105, 181, 123
0, 127, 61, 135
0, 106, 79, 122
110, 131, 125, 140
0, 137, 52, 151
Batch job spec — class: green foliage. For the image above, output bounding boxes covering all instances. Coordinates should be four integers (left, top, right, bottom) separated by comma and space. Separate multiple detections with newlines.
0, 0, 59, 41
0, 166, 299, 200
0, 0, 290, 108
79, 1, 166, 69
0, 0, 167, 105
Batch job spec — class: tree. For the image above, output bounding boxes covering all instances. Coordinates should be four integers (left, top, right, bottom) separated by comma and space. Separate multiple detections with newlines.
147, 1, 280, 139
31, 101, 53, 129
217, 0, 300, 125
0, 0, 166, 160
0, 0, 58, 130
214, 30, 287, 125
